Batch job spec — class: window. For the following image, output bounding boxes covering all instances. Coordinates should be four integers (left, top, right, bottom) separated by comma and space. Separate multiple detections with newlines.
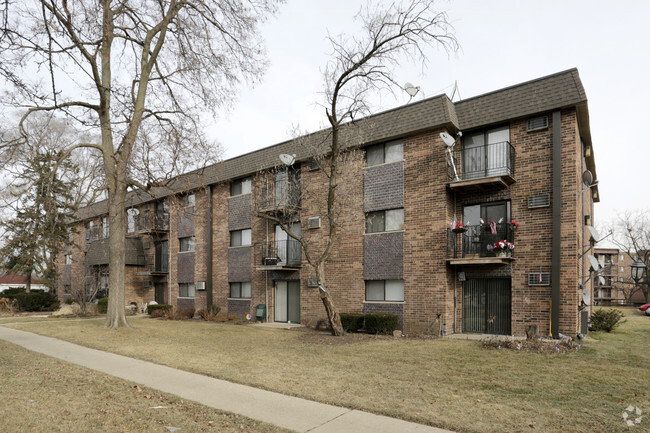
181, 193, 195, 207
102, 217, 109, 238
462, 126, 511, 179
64, 254, 72, 265
231, 177, 252, 196
179, 236, 195, 252
620, 277, 625, 283
620, 266, 625, 272
179, 283, 195, 298
230, 282, 251, 298
620, 254, 625, 261
230, 229, 252, 247
366, 141, 403, 166
366, 209, 404, 233
365, 280, 404, 301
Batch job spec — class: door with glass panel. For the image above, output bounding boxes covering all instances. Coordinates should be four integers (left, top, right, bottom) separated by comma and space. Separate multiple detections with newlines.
462, 126, 510, 179
275, 223, 301, 266
275, 280, 300, 323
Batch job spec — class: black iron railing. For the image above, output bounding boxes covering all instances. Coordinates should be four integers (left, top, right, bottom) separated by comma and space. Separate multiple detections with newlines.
448, 141, 515, 182
447, 224, 515, 259
136, 211, 169, 232
258, 239, 302, 267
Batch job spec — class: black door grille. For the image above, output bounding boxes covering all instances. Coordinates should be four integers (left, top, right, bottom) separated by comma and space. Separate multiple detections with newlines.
463, 277, 511, 335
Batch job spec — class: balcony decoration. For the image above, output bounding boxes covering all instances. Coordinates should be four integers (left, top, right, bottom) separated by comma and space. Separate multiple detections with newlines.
510, 220, 520, 231
488, 240, 515, 257
481, 218, 502, 234
452, 221, 468, 233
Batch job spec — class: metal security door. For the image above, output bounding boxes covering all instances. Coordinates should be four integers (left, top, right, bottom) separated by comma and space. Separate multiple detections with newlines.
463, 277, 511, 335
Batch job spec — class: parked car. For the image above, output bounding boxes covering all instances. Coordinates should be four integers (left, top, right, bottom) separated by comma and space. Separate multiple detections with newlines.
638, 303, 650, 312
646, 308, 650, 317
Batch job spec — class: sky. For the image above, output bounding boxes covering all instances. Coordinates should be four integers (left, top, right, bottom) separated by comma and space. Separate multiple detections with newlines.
207, 0, 650, 227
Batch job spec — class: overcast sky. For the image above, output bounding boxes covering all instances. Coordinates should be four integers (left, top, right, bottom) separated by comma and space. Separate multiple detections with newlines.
207, 0, 650, 227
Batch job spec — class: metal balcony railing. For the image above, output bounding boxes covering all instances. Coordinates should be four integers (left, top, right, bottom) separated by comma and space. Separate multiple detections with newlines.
136, 211, 169, 232
447, 224, 515, 259
448, 141, 515, 182
137, 254, 169, 274
257, 239, 302, 267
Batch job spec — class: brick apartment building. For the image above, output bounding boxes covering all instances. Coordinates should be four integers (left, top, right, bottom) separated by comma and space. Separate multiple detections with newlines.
593, 248, 646, 305
57, 68, 599, 338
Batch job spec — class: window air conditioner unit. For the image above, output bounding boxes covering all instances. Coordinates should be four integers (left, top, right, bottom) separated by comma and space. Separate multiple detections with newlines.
308, 216, 321, 229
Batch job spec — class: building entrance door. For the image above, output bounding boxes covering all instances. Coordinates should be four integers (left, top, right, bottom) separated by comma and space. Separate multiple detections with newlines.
154, 283, 165, 304
275, 280, 300, 323
463, 277, 511, 335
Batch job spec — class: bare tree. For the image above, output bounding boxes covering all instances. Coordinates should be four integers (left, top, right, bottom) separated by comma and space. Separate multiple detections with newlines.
609, 210, 650, 303
0, 0, 281, 328
257, 0, 458, 335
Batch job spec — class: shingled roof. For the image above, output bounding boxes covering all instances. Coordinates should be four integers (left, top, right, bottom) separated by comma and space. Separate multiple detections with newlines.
75, 68, 592, 220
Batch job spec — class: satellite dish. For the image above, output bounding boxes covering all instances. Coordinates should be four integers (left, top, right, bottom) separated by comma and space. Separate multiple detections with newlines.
404, 82, 420, 97
598, 276, 606, 285
581, 286, 591, 305
587, 226, 600, 243
440, 132, 457, 148
279, 154, 296, 166
587, 254, 600, 272
582, 170, 594, 186
127, 208, 139, 216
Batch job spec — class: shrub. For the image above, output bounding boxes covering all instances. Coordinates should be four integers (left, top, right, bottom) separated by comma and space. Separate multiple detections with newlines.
97, 297, 109, 314
14, 290, 59, 312
150, 308, 168, 319
340, 313, 364, 332
364, 313, 399, 335
147, 304, 172, 315
178, 307, 195, 320
2, 287, 26, 299
590, 308, 626, 332
197, 305, 222, 321
226, 312, 239, 321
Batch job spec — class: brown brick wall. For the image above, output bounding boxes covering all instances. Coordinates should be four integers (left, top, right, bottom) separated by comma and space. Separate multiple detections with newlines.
363, 161, 404, 212
363, 232, 404, 280
228, 194, 252, 230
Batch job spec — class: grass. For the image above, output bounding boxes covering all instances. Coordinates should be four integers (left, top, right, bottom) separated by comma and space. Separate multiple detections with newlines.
0, 340, 291, 433
4, 308, 649, 433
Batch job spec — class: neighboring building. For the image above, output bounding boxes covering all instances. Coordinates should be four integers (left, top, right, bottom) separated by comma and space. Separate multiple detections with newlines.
592, 248, 626, 305
57, 69, 599, 337
0, 274, 49, 292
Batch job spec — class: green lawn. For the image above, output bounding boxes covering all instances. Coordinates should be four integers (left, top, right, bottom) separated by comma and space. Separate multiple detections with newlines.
4, 308, 649, 433
0, 339, 291, 433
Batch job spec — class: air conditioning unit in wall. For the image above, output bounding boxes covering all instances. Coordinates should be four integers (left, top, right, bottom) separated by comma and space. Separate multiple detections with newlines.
196, 281, 206, 291
308, 216, 321, 229
307, 277, 319, 288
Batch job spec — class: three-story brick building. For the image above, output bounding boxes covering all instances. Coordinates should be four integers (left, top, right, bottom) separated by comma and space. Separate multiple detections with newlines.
58, 68, 599, 338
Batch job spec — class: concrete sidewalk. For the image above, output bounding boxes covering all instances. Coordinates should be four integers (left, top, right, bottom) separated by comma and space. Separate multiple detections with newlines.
0, 326, 453, 433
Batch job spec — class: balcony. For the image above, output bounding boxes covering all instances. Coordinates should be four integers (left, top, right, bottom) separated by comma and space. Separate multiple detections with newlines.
255, 239, 302, 270
136, 254, 169, 275
447, 141, 515, 192
446, 224, 515, 265
85, 226, 106, 243
254, 178, 301, 216
136, 211, 169, 233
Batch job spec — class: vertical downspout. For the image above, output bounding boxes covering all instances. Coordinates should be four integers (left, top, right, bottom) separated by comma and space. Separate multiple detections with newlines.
206, 185, 213, 309
551, 110, 562, 338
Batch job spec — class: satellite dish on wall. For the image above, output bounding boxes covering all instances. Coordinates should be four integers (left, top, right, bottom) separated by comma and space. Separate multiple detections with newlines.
581, 286, 591, 305
587, 226, 601, 243
582, 170, 594, 186
404, 82, 420, 97
440, 132, 457, 148
279, 154, 296, 166
598, 276, 606, 285
127, 208, 139, 216
587, 255, 600, 272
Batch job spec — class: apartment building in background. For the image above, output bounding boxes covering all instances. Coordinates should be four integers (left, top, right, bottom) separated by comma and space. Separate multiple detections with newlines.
57, 69, 599, 338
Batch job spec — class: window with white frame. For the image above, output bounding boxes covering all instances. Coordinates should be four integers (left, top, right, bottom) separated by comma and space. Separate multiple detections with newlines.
620, 254, 625, 261
230, 282, 251, 298
179, 236, 195, 252
102, 217, 109, 238
181, 193, 195, 207
366, 208, 404, 233
231, 177, 252, 196
365, 280, 404, 301
179, 283, 195, 298
366, 140, 403, 166
64, 254, 72, 265
230, 229, 252, 247
620, 266, 624, 272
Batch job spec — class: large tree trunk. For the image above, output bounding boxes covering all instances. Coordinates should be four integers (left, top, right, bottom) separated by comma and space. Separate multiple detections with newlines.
105, 185, 130, 329
316, 262, 344, 335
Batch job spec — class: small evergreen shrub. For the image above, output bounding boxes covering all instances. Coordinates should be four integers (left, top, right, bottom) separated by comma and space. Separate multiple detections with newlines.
364, 313, 399, 334
340, 313, 364, 332
97, 297, 108, 314
14, 290, 59, 311
147, 304, 172, 315
2, 287, 26, 299
590, 308, 626, 332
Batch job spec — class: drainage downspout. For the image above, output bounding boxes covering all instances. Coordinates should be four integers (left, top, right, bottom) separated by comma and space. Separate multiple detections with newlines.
206, 185, 213, 310
551, 110, 562, 338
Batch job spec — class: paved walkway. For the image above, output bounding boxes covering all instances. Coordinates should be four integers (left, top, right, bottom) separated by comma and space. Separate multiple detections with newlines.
0, 326, 453, 433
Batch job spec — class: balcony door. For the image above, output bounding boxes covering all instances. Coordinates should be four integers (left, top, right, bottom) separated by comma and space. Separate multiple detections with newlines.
275, 280, 300, 323
275, 223, 301, 266
155, 240, 169, 273
463, 201, 510, 257
463, 126, 510, 179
